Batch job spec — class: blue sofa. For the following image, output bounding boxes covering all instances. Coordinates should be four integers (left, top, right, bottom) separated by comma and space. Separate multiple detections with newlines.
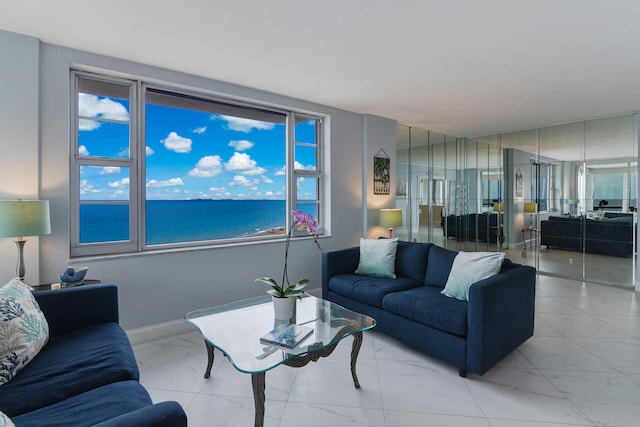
322, 241, 536, 376
0, 283, 187, 426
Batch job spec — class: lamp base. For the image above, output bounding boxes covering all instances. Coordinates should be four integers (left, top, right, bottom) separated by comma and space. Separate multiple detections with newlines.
14, 239, 34, 291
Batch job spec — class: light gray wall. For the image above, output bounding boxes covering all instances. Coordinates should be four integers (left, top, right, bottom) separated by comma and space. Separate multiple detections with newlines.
1, 30, 397, 329
363, 114, 398, 238
0, 30, 41, 282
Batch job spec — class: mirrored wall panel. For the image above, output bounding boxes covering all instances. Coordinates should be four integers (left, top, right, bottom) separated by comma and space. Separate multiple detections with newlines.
397, 113, 637, 288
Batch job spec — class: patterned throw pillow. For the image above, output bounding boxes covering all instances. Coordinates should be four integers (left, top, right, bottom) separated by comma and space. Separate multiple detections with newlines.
0, 410, 15, 427
0, 278, 49, 386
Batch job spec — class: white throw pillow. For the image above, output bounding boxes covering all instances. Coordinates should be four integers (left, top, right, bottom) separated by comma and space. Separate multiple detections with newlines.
355, 237, 399, 278
0, 278, 49, 386
441, 251, 505, 301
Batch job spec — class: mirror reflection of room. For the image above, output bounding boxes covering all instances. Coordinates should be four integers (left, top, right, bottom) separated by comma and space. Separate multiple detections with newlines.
397, 113, 637, 288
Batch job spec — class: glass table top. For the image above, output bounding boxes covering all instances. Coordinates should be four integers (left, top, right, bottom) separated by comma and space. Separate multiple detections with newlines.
185, 294, 376, 374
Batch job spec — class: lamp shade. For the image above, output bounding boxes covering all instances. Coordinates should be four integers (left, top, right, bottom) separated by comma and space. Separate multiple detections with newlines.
493, 202, 504, 212
523, 202, 538, 213
379, 208, 403, 228
0, 200, 51, 238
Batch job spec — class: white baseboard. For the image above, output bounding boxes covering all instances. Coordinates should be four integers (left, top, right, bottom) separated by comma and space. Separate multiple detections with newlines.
126, 319, 194, 346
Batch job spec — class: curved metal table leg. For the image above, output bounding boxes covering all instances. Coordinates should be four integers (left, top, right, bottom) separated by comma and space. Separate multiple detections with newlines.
203, 339, 214, 379
351, 331, 363, 389
252, 372, 266, 427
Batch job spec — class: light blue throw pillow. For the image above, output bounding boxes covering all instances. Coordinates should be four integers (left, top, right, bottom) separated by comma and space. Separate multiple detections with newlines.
441, 251, 506, 301
355, 237, 399, 278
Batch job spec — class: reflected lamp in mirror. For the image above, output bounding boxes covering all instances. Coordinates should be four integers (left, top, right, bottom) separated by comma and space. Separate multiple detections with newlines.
379, 208, 403, 238
493, 202, 504, 213
0, 200, 51, 289
566, 199, 579, 217
523, 202, 538, 230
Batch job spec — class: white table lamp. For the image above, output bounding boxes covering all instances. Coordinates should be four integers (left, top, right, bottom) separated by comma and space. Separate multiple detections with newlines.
0, 200, 51, 288
379, 208, 403, 238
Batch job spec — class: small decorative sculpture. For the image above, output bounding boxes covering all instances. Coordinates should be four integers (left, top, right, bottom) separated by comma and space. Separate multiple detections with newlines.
60, 266, 88, 286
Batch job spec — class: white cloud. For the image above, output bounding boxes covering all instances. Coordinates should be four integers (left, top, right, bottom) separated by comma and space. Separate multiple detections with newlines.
295, 161, 315, 170
79, 179, 99, 194
229, 175, 258, 186
274, 166, 286, 176
261, 175, 274, 184
100, 166, 121, 175
225, 152, 266, 175
108, 177, 130, 188
161, 132, 192, 153
78, 145, 90, 156
265, 191, 273, 197
146, 146, 155, 156
188, 155, 223, 177
228, 139, 254, 151
217, 115, 276, 133
118, 147, 130, 157
147, 178, 184, 188
208, 186, 226, 193
78, 93, 129, 131
193, 126, 207, 134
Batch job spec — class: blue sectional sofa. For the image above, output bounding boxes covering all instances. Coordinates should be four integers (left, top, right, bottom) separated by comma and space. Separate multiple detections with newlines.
322, 241, 536, 376
0, 283, 187, 427
541, 214, 636, 257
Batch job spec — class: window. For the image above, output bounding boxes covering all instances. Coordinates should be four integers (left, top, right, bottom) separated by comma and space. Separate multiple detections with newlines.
71, 71, 325, 256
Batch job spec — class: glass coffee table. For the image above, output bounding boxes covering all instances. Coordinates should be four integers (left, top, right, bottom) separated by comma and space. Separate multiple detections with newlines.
185, 294, 376, 427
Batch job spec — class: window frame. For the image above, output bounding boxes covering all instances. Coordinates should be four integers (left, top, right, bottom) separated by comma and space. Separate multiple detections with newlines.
70, 70, 326, 257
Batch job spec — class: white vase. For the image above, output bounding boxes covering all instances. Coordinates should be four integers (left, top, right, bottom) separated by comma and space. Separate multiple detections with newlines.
272, 295, 295, 321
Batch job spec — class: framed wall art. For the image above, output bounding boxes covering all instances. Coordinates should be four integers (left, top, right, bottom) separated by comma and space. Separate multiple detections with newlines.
373, 149, 390, 195
515, 169, 523, 198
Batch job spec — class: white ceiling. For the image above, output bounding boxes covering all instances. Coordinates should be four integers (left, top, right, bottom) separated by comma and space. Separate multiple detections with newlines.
2, 0, 640, 138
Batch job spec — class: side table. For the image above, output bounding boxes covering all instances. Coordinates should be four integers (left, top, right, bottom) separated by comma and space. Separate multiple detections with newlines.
31, 279, 101, 292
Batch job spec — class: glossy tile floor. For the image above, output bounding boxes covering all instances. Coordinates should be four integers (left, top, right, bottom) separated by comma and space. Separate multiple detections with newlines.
133, 275, 640, 426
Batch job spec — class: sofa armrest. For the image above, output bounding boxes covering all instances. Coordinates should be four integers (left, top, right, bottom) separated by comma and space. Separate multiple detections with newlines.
34, 283, 119, 337
92, 401, 187, 427
321, 246, 360, 298
466, 265, 536, 375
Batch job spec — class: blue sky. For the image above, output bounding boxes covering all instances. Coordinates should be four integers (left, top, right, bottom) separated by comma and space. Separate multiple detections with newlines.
78, 93, 317, 201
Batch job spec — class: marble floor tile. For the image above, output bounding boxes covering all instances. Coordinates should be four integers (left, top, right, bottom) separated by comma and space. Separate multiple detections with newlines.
538, 313, 631, 339
543, 370, 640, 427
465, 367, 590, 425
132, 276, 640, 426
288, 356, 383, 409
281, 403, 385, 427
517, 336, 617, 372
378, 359, 484, 417
572, 338, 640, 373
385, 411, 492, 427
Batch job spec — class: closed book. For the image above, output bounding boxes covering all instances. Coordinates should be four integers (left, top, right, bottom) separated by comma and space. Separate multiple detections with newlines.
259, 322, 314, 349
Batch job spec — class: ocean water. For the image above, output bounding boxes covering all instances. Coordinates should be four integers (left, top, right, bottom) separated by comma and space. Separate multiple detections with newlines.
80, 200, 299, 244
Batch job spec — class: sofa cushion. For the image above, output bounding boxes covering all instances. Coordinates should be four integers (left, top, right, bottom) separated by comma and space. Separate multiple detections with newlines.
11, 380, 152, 427
355, 237, 399, 278
382, 286, 468, 336
328, 274, 421, 307
0, 322, 139, 417
424, 245, 458, 288
0, 279, 49, 386
442, 251, 505, 301
395, 241, 433, 283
